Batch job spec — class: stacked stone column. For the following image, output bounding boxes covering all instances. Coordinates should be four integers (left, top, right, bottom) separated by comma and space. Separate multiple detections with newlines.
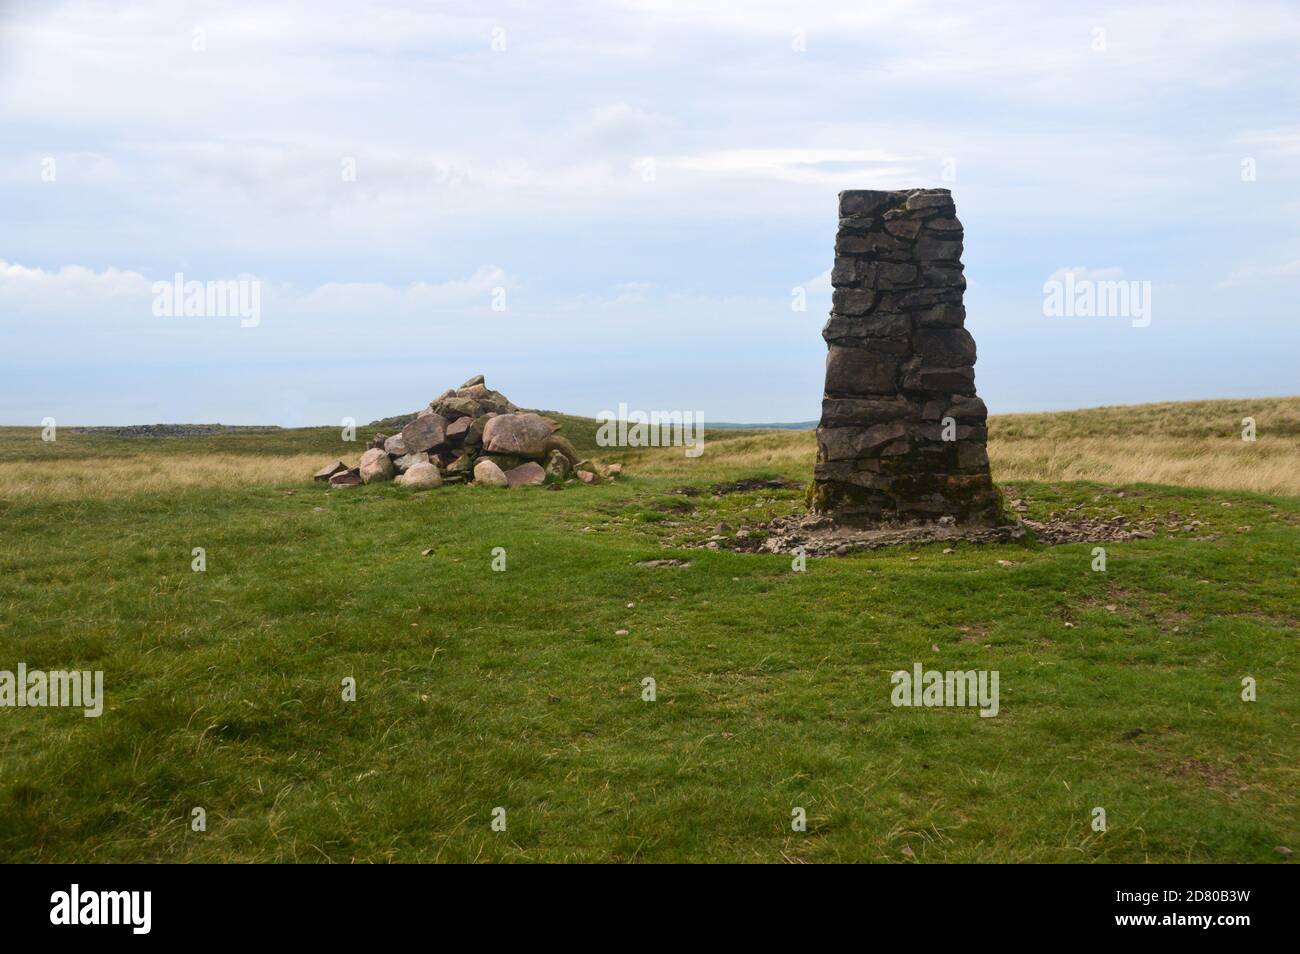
811, 188, 1001, 526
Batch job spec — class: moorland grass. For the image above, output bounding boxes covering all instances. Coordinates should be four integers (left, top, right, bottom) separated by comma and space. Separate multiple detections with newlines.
0, 401, 1295, 862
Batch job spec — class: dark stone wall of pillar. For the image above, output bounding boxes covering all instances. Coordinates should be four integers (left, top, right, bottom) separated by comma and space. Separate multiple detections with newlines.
810, 189, 1002, 526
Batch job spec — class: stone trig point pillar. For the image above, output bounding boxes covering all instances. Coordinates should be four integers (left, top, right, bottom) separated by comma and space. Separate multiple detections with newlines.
811, 188, 1001, 526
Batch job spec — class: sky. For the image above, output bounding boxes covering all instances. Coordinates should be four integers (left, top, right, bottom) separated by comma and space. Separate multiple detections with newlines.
1, 0, 1297, 426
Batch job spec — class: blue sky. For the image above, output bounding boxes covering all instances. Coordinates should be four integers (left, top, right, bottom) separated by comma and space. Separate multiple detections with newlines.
1, 0, 1297, 425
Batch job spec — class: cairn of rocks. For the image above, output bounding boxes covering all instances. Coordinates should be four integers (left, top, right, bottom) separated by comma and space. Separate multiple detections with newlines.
313, 375, 609, 490
812, 189, 1002, 526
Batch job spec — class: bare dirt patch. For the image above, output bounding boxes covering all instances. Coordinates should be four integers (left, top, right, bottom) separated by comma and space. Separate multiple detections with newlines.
713, 512, 1027, 556
673, 477, 802, 497
957, 624, 991, 644
1021, 512, 1159, 545
688, 507, 1187, 556
1168, 758, 1249, 797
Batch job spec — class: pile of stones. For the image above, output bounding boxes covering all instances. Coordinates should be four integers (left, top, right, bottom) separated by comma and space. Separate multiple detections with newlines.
811, 188, 1002, 526
313, 375, 612, 490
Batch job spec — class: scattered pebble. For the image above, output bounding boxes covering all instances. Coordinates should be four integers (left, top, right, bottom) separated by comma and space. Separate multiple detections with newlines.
615, 629, 629, 636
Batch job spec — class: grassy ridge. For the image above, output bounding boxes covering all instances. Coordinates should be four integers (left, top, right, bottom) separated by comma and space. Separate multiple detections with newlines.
3, 397, 1296, 498
0, 399, 1296, 862
992, 396, 1300, 440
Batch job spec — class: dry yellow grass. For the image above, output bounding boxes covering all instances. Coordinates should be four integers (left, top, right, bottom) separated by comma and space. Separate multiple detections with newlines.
630, 395, 1300, 495
632, 404, 1300, 496
988, 436, 1298, 495
987, 396, 1300, 495
2, 397, 1296, 501
0, 453, 328, 501
623, 431, 816, 481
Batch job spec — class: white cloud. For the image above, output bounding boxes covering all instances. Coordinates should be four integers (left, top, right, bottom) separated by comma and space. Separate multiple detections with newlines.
0, 259, 152, 301
1218, 259, 1300, 288
615, 0, 913, 35
297, 266, 509, 312
0, 258, 509, 315
668, 148, 920, 186
1235, 127, 1300, 158
3, 0, 1300, 422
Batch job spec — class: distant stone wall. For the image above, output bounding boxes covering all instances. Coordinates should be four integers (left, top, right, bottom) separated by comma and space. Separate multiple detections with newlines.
811, 189, 1001, 525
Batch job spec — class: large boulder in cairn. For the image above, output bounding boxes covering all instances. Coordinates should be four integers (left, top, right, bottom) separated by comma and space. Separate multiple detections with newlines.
543, 450, 572, 482
400, 461, 443, 490
479, 453, 530, 472
482, 413, 557, 458
504, 461, 546, 487
401, 411, 446, 454
455, 385, 515, 413
359, 448, 395, 484
480, 390, 518, 414
393, 450, 429, 473
330, 467, 362, 486
383, 434, 407, 457
473, 458, 509, 487
466, 413, 493, 448
314, 460, 348, 482
447, 375, 517, 415
456, 384, 491, 400
445, 453, 476, 483
541, 433, 580, 464
446, 450, 475, 472
434, 395, 484, 420
445, 416, 472, 444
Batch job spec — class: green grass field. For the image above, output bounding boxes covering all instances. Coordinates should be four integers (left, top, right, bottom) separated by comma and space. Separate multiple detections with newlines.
0, 404, 1296, 862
